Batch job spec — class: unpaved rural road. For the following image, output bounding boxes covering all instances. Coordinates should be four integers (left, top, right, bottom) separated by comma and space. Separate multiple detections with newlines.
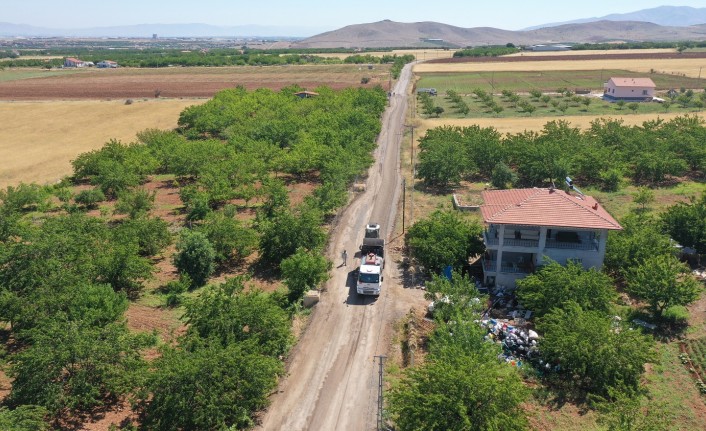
258, 63, 425, 430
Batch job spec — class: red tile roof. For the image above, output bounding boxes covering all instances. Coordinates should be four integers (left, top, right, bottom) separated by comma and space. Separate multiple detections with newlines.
607, 77, 655, 88
481, 188, 622, 230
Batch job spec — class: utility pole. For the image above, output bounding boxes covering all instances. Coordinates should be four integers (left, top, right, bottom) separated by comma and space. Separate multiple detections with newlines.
374, 355, 387, 431
402, 178, 406, 233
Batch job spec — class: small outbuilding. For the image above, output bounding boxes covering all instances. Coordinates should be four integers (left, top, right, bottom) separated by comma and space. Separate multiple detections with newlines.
528, 44, 572, 52
97, 60, 118, 68
294, 91, 319, 98
603, 77, 655, 101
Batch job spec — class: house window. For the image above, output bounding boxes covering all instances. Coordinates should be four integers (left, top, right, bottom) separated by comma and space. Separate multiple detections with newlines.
642, 90, 648, 95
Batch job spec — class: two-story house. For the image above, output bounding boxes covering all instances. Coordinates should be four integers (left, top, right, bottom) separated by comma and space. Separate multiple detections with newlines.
480, 188, 622, 288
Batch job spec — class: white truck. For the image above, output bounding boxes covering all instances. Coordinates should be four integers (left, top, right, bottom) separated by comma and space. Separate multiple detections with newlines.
356, 223, 385, 296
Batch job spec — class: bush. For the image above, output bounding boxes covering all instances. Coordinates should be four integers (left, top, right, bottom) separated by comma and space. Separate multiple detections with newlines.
114, 188, 156, 218
173, 230, 216, 288
281, 248, 331, 303
407, 210, 484, 274
537, 302, 654, 396
73, 188, 106, 209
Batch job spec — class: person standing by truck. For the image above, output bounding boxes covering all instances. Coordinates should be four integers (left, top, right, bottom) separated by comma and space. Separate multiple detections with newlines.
342, 249, 348, 267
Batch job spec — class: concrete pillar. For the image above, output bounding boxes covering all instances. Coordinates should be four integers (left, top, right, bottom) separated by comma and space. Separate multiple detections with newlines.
496, 225, 505, 274
596, 229, 608, 268
537, 226, 547, 266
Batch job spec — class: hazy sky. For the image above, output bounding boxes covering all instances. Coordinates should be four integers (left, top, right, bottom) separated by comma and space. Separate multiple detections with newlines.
6, 1, 706, 30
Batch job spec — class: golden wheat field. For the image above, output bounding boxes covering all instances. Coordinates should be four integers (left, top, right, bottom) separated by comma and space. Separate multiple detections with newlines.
415, 111, 706, 137
503, 48, 678, 57
0, 99, 203, 187
414, 57, 706, 78
310, 49, 454, 60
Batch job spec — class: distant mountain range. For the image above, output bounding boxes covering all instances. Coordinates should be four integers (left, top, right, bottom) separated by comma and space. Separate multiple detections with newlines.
293, 20, 706, 49
2, 5, 706, 44
0, 22, 329, 38
523, 5, 706, 30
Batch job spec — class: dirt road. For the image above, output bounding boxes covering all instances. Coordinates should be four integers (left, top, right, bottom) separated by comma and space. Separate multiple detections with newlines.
258, 64, 425, 430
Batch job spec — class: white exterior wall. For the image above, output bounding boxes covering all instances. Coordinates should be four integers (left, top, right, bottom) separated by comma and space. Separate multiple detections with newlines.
483, 224, 610, 288
604, 83, 654, 99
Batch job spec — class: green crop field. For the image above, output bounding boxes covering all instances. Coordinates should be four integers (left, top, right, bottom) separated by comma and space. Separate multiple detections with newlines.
0, 68, 79, 82
416, 69, 704, 94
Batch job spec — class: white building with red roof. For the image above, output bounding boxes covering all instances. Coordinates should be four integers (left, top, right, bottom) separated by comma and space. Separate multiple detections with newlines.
63, 57, 85, 68
480, 187, 622, 288
603, 77, 655, 101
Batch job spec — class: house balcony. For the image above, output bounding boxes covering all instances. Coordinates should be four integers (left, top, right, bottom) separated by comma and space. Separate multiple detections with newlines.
482, 254, 535, 274
484, 228, 539, 249
545, 231, 598, 251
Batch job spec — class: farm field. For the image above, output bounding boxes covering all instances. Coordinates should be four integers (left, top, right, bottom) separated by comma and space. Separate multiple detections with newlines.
504, 48, 678, 57
0, 99, 202, 187
415, 111, 706, 136
0, 64, 391, 100
310, 48, 453, 60
414, 57, 706, 78
415, 69, 703, 94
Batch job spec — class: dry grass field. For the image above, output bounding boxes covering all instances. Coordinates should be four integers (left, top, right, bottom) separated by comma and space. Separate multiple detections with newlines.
414, 57, 706, 78
504, 48, 678, 57
414, 111, 706, 136
310, 49, 454, 60
0, 99, 203, 187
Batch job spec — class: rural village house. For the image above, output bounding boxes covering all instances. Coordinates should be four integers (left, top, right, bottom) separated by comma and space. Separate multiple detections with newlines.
97, 60, 118, 68
603, 77, 656, 101
63, 57, 85, 68
480, 188, 622, 288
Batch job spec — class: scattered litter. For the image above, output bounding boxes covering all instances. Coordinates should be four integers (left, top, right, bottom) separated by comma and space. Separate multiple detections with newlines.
632, 319, 657, 330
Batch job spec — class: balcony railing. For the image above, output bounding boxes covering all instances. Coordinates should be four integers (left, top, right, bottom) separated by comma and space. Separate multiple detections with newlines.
545, 238, 598, 251
482, 259, 533, 274
484, 231, 538, 248
502, 238, 539, 248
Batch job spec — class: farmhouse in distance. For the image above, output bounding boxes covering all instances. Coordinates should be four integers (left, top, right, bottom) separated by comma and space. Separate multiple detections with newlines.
603, 77, 656, 101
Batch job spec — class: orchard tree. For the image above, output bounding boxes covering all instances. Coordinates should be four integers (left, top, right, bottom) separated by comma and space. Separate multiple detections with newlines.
281, 248, 331, 303
198, 212, 258, 264
662, 193, 706, 254
491, 162, 517, 189
114, 187, 156, 218
626, 254, 701, 320
537, 302, 654, 396
258, 205, 326, 265
143, 341, 282, 431
516, 260, 617, 318
0, 406, 49, 431
9, 319, 153, 415
183, 278, 292, 357
173, 230, 216, 288
406, 210, 484, 274
605, 214, 673, 275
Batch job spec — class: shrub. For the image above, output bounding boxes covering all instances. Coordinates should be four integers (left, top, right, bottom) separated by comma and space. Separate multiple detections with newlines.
173, 230, 215, 288
114, 188, 156, 218
281, 248, 331, 303
73, 188, 106, 209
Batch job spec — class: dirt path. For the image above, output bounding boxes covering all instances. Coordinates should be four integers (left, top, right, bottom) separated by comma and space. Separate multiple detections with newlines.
258, 64, 425, 430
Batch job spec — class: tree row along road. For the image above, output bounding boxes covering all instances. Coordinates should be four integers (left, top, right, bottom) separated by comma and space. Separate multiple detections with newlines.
258, 63, 422, 430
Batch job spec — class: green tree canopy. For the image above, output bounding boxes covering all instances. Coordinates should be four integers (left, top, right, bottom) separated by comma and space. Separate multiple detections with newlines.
142, 341, 283, 431
625, 254, 702, 320
407, 210, 484, 274
280, 247, 332, 303
516, 260, 617, 318
537, 302, 654, 396
183, 277, 292, 357
173, 229, 216, 288
662, 193, 706, 254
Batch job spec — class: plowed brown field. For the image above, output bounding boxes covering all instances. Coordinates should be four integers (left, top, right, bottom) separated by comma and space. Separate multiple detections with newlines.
0, 64, 391, 100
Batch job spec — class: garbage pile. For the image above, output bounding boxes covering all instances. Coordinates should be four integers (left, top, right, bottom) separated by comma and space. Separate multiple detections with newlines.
481, 318, 541, 367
